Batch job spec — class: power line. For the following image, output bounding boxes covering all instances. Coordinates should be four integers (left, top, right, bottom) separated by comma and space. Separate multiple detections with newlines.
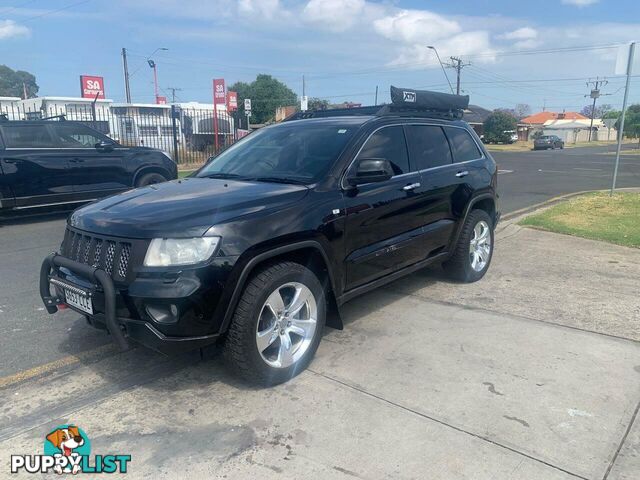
18, 0, 92, 22
0, 0, 39, 16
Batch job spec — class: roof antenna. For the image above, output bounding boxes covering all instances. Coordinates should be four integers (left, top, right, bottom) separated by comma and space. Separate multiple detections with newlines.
427, 46, 455, 94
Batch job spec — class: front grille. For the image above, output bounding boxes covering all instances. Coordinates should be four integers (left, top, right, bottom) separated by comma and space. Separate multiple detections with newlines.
61, 228, 148, 284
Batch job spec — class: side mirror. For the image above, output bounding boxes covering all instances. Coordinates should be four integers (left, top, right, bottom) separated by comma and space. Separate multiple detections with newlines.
347, 158, 394, 186
95, 140, 115, 152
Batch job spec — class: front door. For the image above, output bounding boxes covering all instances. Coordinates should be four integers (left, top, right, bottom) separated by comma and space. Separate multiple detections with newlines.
51, 123, 130, 195
343, 125, 427, 290
0, 123, 74, 208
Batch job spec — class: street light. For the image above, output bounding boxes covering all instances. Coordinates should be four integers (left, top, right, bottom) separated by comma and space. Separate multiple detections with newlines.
147, 47, 168, 104
427, 45, 454, 94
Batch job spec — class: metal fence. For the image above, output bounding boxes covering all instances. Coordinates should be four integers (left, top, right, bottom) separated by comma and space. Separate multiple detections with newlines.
0, 100, 248, 168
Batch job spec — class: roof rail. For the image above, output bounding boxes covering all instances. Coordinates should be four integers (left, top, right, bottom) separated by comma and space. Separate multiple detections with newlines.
41, 114, 67, 121
283, 86, 469, 122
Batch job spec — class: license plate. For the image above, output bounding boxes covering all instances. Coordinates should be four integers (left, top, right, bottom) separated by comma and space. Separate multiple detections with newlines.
63, 288, 93, 314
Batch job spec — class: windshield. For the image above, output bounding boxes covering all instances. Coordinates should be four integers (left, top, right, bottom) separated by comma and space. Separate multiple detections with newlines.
196, 123, 357, 183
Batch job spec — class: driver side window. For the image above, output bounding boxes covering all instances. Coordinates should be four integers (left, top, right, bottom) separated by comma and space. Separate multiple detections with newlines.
356, 126, 409, 176
52, 124, 106, 148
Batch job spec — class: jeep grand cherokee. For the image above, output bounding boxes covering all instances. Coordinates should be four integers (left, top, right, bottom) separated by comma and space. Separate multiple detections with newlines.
40, 87, 499, 386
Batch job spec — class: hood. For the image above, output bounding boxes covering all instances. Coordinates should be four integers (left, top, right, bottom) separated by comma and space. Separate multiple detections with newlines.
70, 177, 309, 238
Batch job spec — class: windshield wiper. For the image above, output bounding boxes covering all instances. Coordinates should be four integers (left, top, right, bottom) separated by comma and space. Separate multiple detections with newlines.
198, 172, 250, 180
252, 176, 310, 185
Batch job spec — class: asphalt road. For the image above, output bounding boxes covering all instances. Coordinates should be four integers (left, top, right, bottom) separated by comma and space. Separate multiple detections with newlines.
493, 142, 640, 214
0, 144, 639, 378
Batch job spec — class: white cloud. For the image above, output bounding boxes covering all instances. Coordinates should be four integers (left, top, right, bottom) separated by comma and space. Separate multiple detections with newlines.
498, 27, 538, 40
370, 9, 495, 69
238, 0, 283, 20
561, 0, 599, 6
373, 9, 461, 44
0, 20, 29, 40
497, 26, 540, 49
302, 0, 366, 32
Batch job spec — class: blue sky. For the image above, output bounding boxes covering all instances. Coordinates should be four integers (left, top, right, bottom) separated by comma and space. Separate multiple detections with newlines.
1, 0, 639, 113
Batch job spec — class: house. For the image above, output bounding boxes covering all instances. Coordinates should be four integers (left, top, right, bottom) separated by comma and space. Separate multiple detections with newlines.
464, 105, 492, 137
519, 111, 589, 141
276, 105, 297, 122
0, 97, 21, 120
15, 96, 114, 132
541, 118, 611, 143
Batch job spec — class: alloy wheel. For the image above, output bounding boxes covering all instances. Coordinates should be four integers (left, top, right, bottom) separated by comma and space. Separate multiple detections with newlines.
256, 282, 318, 368
469, 220, 491, 272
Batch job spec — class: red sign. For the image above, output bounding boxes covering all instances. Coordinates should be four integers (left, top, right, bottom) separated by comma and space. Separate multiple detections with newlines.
213, 78, 226, 106
227, 91, 238, 111
156, 96, 167, 105
80, 75, 105, 99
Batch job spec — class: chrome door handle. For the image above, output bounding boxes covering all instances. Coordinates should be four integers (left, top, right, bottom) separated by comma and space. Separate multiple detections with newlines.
455, 170, 469, 178
402, 182, 421, 191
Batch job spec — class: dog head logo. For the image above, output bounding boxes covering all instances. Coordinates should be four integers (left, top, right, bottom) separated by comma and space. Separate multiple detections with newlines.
44, 425, 91, 475
46, 426, 84, 456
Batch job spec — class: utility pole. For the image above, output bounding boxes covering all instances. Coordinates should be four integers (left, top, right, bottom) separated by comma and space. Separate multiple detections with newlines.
121, 47, 132, 103
302, 74, 305, 98
448, 57, 470, 95
166, 87, 182, 103
374, 85, 378, 106
585, 77, 609, 142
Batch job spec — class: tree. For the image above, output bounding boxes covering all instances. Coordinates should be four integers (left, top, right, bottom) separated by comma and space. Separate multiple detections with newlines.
580, 103, 612, 119
229, 74, 297, 124
0, 65, 38, 98
603, 110, 621, 120
483, 110, 517, 143
514, 103, 531, 120
621, 104, 640, 147
308, 97, 329, 110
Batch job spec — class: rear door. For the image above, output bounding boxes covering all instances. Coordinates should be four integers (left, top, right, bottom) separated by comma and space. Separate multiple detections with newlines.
442, 125, 486, 228
343, 125, 426, 290
51, 123, 130, 194
0, 123, 74, 208
404, 124, 458, 254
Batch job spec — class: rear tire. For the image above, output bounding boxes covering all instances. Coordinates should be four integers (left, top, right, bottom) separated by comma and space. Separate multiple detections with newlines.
223, 261, 326, 386
136, 172, 167, 187
443, 209, 494, 283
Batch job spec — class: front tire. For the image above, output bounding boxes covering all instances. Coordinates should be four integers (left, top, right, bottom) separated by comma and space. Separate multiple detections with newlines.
443, 209, 494, 282
223, 261, 326, 386
136, 172, 167, 187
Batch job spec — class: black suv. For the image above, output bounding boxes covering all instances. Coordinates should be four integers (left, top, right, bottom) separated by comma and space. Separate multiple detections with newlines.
0, 119, 177, 211
40, 88, 498, 386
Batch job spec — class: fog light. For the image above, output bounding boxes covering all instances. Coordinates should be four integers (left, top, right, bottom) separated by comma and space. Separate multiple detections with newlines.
145, 304, 179, 324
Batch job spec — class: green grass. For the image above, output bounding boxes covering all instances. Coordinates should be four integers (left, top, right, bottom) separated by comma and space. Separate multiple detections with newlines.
178, 170, 196, 178
519, 192, 640, 248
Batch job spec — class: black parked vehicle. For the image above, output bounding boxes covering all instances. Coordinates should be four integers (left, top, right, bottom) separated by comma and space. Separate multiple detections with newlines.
40, 87, 499, 386
533, 134, 564, 150
0, 119, 177, 211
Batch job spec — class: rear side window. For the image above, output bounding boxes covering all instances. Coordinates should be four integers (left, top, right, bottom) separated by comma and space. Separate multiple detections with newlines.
1, 125, 57, 148
52, 123, 106, 148
445, 127, 482, 163
357, 126, 409, 175
404, 125, 452, 170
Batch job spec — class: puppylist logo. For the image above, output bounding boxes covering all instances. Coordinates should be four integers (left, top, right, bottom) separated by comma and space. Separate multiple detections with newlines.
10, 424, 131, 475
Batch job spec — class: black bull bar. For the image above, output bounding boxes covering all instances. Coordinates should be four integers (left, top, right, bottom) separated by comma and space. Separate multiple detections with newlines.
40, 252, 129, 350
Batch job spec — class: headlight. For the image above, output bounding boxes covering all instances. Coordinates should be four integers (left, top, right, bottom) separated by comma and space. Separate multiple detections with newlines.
143, 237, 220, 267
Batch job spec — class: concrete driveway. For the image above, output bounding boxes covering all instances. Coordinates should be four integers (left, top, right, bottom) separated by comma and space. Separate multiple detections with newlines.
1, 221, 639, 479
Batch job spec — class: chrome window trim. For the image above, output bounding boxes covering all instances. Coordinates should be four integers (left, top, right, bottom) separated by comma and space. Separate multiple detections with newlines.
3, 147, 127, 151
340, 122, 485, 190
